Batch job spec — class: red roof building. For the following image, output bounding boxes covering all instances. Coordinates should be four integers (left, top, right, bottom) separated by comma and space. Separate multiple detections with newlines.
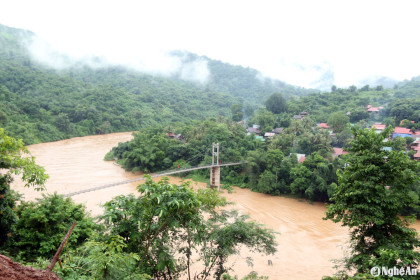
393, 127, 412, 134
367, 107, 380, 112
413, 150, 420, 160
298, 156, 306, 164
372, 124, 386, 130
333, 147, 348, 157
318, 123, 330, 129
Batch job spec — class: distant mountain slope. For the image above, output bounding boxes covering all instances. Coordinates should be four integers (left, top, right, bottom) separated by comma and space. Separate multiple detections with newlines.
169, 51, 316, 103
0, 23, 313, 144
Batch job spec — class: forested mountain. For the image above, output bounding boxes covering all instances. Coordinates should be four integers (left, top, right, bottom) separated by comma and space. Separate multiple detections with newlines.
0, 24, 313, 144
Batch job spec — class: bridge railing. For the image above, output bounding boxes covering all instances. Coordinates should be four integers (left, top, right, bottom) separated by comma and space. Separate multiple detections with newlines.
62, 161, 247, 197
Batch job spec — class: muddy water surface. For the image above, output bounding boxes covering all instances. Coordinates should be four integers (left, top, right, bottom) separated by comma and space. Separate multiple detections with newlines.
11, 132, 420, 280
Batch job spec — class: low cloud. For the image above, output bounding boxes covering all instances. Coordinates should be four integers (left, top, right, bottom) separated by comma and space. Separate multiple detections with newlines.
26, 36, 210, 84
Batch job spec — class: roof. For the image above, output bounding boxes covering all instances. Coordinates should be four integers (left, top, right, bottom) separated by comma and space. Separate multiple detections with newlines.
247, 127, 261, 134
372, 124, 386, 130
293, 115, 303, 119
318, 123, 329, 128
264, 132, 275, 137
300, 111, 309, 115
367, 107, 379, 112
298, 156, 306, 164
255, 136, 265, 141
393, 127, 412, 135
367, 105, 372, 108
333, 147, 348, 156
272, 127, 284, 134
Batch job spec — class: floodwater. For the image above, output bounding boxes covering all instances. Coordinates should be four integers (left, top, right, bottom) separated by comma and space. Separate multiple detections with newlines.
11, 132, 420, 280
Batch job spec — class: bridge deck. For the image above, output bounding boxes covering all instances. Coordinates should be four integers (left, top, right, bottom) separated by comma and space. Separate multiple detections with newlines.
62, 162, 245, 197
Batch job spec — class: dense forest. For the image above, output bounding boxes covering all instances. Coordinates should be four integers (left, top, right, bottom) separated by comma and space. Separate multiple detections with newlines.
0, 23, 313, 145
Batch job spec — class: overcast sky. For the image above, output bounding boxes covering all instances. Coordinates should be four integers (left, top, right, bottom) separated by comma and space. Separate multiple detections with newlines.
1, 0, 419, 89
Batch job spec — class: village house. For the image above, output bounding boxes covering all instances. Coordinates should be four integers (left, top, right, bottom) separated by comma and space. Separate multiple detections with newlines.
317, 123, 330, 129
392, 127, 413, 138
289, 153, 306, 164
366, 104, 384, 113
412, 131, 420, 140
264, 132, 275, 138
332, 147, 348, 159
272, 127, 284, 134
410, 138, 420, 161
247, 127, 261, 135
372, 123, 386, 133
292, 111, 309, 121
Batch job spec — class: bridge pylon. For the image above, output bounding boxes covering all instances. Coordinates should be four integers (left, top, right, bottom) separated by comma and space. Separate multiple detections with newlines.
210, 143, 221, 191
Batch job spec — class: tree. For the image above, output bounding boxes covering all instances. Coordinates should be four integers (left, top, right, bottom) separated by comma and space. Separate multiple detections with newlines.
101, 177, 277, 279
328, 111, 349, 132
325, 127, 420, 276
230, 103, 243, 122
9, 193, 98, 261
251, 109, 276, 132
0, 128, 48, 247
265, 93, 287, 114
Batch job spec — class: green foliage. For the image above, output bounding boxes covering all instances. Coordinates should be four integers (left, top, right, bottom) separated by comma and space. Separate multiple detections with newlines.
328, 111, 350, 132
111, 119, 253, 174
8, 193, 98, 262
230, 103, 244, 122
250, 109, 276, 132
325, 126, 420, 276
198, 210, 277, 279
265, 93, 287, 114
0, 128, 48, 189
0, 23, 314, 144
101, 177, 276, 279
0, 175, 21, 248
56, 235, 150, 280
101, 177, 204, 278
0, 127, 47, 247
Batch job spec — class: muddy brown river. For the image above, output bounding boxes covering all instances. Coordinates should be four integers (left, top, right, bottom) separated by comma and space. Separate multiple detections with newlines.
11, 132, 420, 279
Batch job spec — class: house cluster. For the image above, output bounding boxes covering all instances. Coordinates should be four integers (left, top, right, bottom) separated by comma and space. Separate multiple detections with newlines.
372, 123, 420, 161
366, 104, 384, 113
292, 111, 309, 120
246, 125, 284, 141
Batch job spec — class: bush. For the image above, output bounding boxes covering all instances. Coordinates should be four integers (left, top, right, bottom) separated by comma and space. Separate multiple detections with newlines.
8, 193, 98, 261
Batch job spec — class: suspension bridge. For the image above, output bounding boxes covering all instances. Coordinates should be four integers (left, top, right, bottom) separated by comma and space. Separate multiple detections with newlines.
63, 143, 246, 197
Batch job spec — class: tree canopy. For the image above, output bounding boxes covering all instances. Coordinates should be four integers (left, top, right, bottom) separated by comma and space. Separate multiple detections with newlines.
265, 93, 287, 114
325, 126, 420, 276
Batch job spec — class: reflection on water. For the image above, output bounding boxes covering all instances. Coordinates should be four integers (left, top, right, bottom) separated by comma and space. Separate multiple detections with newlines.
11, 132, 420, 280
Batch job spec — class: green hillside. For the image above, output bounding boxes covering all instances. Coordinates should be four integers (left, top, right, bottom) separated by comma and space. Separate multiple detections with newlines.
0, 24, 313, 144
